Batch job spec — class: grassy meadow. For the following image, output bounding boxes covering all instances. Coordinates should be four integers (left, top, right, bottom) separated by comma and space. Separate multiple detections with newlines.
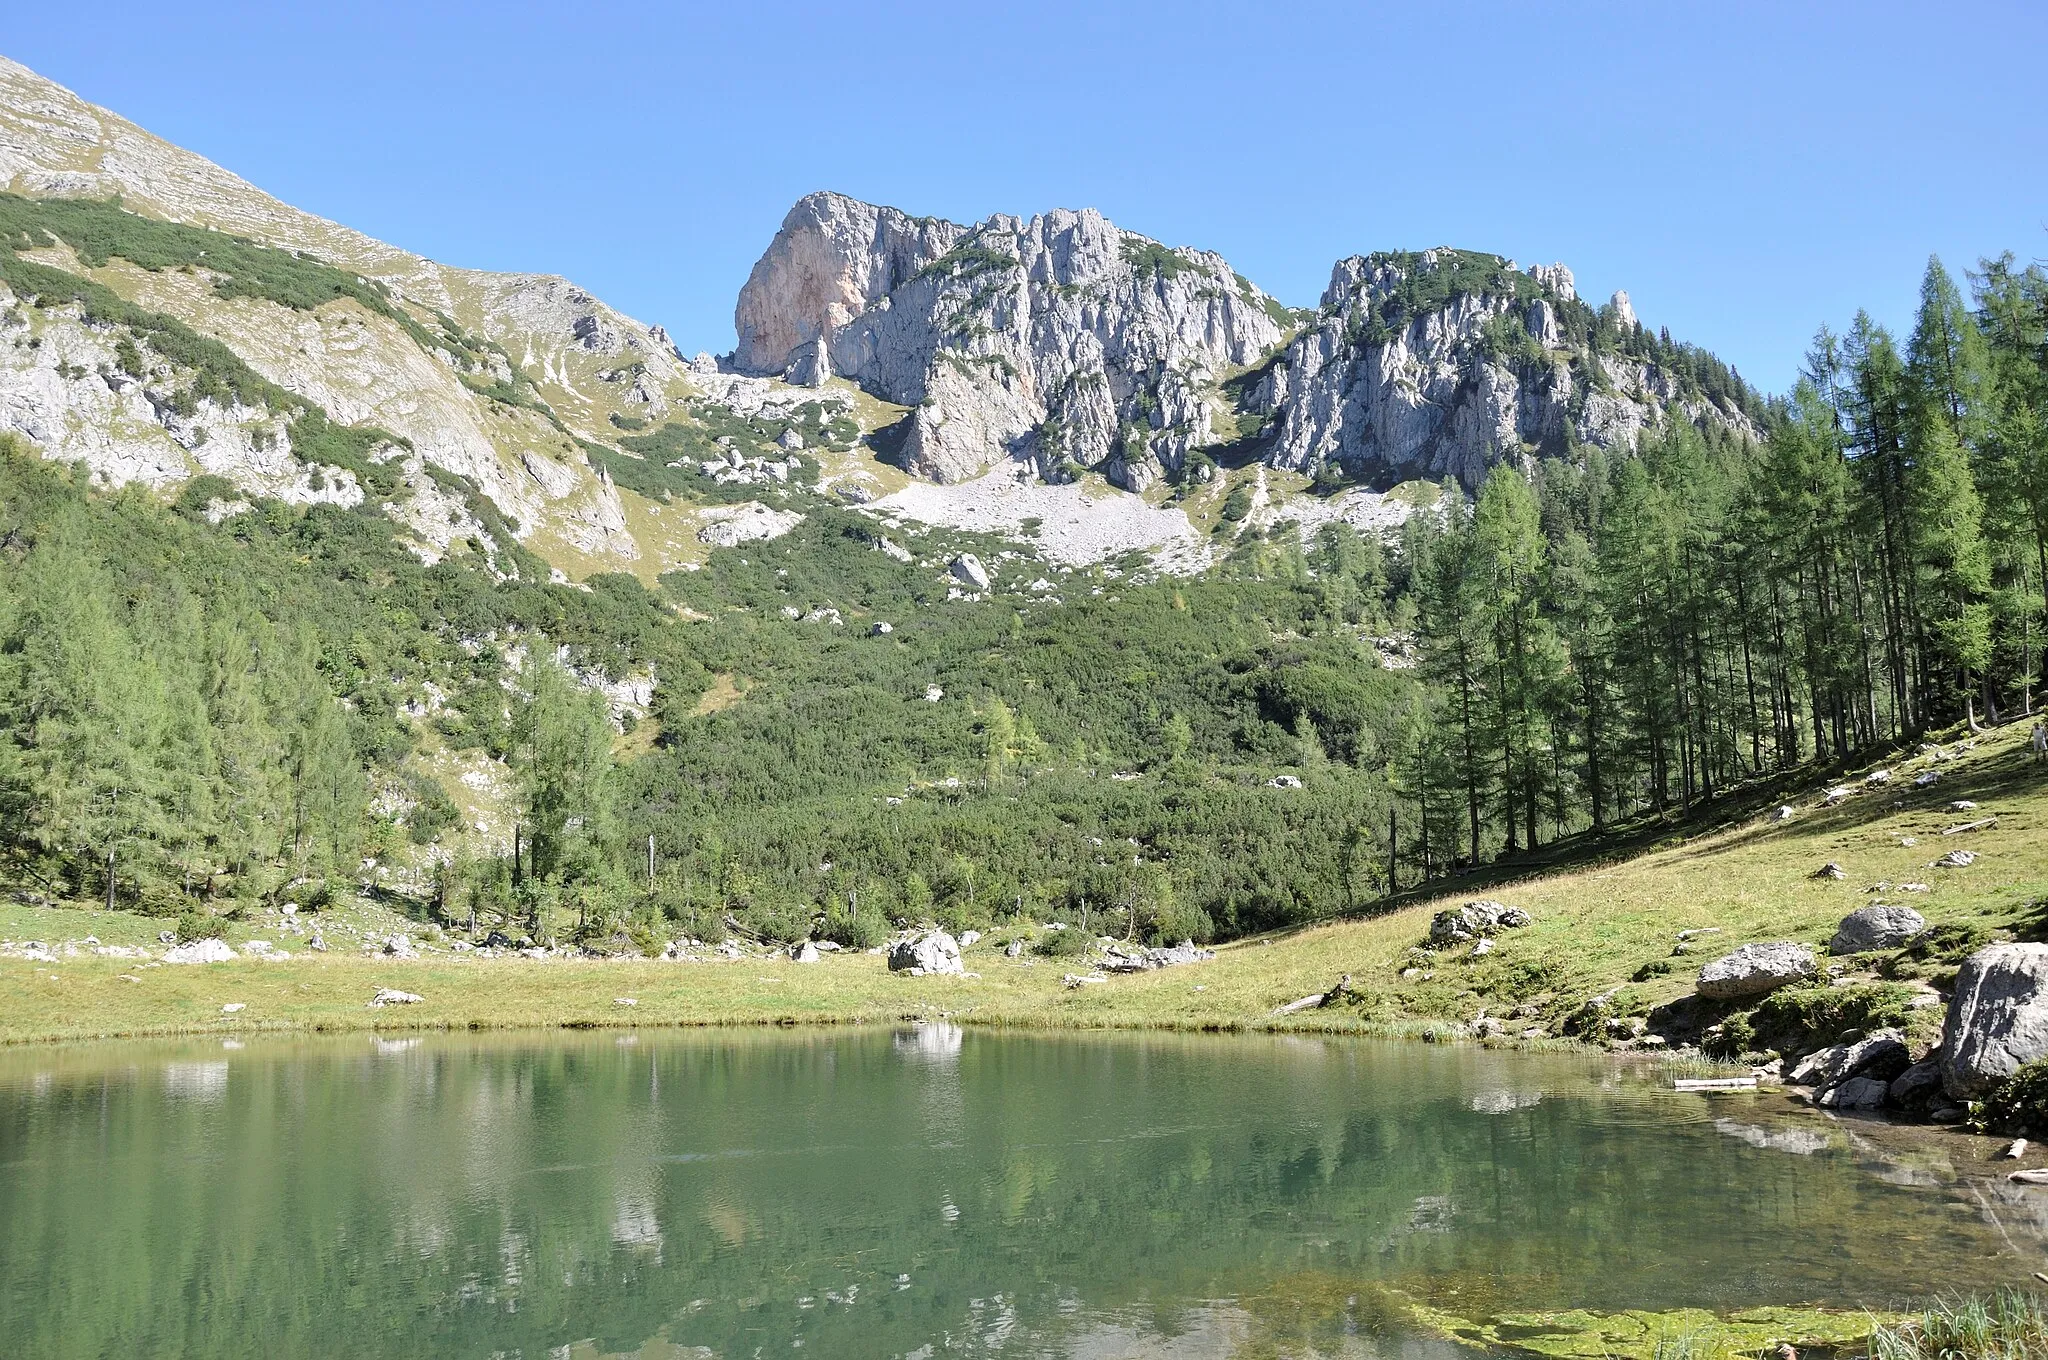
3, 722, 2041, 1047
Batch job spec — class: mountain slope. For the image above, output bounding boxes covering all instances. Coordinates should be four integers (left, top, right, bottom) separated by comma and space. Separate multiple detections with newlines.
0, 55, 717, 576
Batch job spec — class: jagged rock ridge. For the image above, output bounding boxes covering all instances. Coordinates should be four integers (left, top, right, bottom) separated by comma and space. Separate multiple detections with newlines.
733, 191, 1289, 489
735, 199, 1766, 492
1252, 248, 1763, 485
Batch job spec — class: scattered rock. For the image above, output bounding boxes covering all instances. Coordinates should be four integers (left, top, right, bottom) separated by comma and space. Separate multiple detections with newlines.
614, 997, 638, 1007
888, 929, 965, 976
1934, 849, 1977, 869
368, 988, 423, 1007
789, 941, 821, 964
1696, 941, 1818, 1000
949, 554, 991, 590
1771, 805, 1796, 822
1864, 769, 1893, 787
1898, 882, 1930, 893
162, 939, 236, 964
1063, 973, 1107, 988
1829, 904, 1927, 955
220, 1002, 245, 1014
1942, 943, 2048, 1100
1267, 774, 1304, 790
1812, 862, 1847, 881
2006, 1138, 2030, 1160
1100, 940, 1217, 973
1004, 938, 1026, 958
1948, 800, 1979, 812
871, 621, 893, 635
1822, 786, 1853, 806
960, 930, 981, 948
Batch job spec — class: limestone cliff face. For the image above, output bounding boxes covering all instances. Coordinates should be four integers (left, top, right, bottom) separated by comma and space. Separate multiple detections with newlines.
733, 193, 964, 378
733, 193, 1287, 488
733, 200, 1760, 494
1252, 250, 1761, 488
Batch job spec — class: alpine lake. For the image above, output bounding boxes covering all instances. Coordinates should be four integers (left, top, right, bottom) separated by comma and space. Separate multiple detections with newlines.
0, 1028, 2033, 1358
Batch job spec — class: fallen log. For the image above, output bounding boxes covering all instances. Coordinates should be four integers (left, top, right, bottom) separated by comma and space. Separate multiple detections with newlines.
1272, 974, 1352, 1017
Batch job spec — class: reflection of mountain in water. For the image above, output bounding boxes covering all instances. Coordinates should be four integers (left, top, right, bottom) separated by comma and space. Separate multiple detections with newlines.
0, 1031, 2033, 1358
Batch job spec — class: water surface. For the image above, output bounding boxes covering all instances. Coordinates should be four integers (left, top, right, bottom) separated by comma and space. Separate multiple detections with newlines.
0, 1028, 2032, 1358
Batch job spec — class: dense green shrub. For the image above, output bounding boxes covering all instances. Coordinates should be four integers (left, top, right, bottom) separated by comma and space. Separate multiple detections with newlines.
1979, 1061, 2048, 1137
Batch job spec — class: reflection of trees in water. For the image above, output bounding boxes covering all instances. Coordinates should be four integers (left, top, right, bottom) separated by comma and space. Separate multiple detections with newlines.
0, 1032, 2030, 1358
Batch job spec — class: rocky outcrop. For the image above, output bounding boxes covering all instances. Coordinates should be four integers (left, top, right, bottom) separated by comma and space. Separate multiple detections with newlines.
1426, 900, 1531, 948
1942, 944, 2048, 1100
1695, 941, 1817, 1000
733, 193, 964, 376
888, 929, 965, 976
1250, 250, 1761, 489
733, 192, 1286, 487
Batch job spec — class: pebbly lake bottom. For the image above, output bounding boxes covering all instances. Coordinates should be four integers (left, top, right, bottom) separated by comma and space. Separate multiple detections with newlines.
0, 1027, 2035, 1359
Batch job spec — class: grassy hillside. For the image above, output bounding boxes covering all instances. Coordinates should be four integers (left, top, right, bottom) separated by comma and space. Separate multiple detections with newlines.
5, 721, 2037, 1047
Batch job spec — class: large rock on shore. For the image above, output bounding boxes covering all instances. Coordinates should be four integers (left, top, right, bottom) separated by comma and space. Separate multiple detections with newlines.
1788, 1029, 1910, 1091
1829, 904, 1926, 955
888, 929, 964, 976
162, 938, 236, 964
1695, 941, 1817, 1000
1942, 944, 2048, 1099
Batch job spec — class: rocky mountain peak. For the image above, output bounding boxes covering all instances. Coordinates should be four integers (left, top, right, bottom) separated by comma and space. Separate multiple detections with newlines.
732, 191, 964, 377
734, 193, 1288, 488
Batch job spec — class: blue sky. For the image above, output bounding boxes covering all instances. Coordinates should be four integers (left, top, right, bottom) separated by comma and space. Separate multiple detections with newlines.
9, 1, 2045, 393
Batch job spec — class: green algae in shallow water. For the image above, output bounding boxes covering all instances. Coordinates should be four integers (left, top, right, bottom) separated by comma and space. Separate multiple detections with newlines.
1406, 1300, 1900, 1360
